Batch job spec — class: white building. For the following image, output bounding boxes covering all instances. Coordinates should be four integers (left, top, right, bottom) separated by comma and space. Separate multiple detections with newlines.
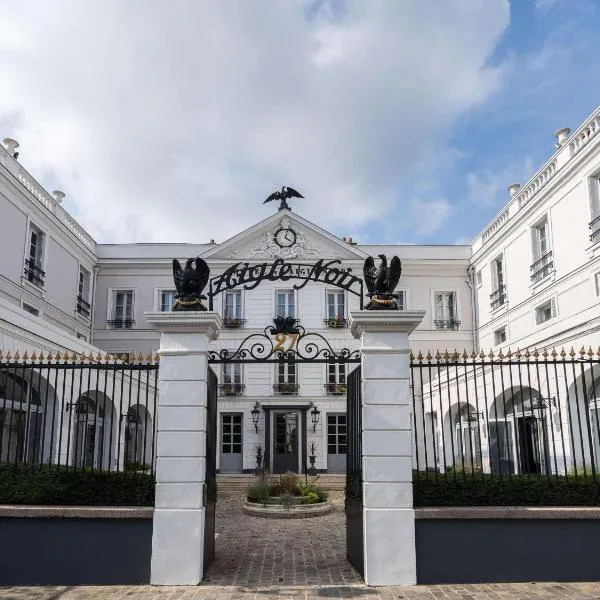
1, 104, 599, 476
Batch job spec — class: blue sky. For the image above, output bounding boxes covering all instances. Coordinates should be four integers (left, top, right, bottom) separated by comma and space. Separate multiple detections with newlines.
0, 0, 598, 247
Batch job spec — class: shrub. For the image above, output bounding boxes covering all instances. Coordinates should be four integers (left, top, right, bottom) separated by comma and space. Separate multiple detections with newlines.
297, 481, 328, 502
279, 471, 300, 495
247, 483, 269, 503
0, 463, 154, 506
299, 491, 320, 504
413, 471, 600, 507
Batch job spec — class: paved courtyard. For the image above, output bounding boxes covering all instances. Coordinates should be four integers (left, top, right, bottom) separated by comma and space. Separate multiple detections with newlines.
2, 492, 600, 598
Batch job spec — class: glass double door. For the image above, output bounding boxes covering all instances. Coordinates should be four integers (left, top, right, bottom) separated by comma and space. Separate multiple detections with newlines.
272, 411, 300, 474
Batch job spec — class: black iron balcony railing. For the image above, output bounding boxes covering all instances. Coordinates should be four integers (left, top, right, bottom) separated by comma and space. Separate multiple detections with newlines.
76, 295, 91, 318
273, 383, 300, 395
590, 216, 600, 243
107, 317, 135, 329
324, 317, 348, 328
434, 319, 461, 330
530, 251, 553, 284
490, 285, 506, 311
324, 382, 347, 395
222, 317, 246, 329
24, 259, 45, 287
218, 383, 245, 396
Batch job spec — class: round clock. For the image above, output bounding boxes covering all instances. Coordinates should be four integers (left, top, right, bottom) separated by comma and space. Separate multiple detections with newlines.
274, 227, 297, 248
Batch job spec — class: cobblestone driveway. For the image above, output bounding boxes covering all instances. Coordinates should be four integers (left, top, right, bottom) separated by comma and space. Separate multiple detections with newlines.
2, 492, 600, 599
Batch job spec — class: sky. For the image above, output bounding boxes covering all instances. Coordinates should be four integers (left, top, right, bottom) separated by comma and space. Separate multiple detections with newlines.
0, 0, 599, 247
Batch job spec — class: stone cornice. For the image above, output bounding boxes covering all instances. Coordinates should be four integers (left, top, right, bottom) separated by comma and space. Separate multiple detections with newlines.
144, 311, 222, 339
349, 310, 426, 338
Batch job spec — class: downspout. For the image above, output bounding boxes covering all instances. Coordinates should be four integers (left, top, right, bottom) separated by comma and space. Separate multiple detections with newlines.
466, 265, 479, 354
89, 266, 99, 346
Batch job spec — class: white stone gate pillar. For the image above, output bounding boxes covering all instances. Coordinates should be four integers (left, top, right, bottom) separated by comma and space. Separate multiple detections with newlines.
145, 312, 221, 585
350, 310, 425, 586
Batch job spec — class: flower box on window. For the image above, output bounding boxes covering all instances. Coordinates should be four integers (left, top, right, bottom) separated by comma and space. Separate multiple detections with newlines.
324, 383, 347, 395
222, 317, 246, 329
273, 383, 300, 395
324, 316, 348, 328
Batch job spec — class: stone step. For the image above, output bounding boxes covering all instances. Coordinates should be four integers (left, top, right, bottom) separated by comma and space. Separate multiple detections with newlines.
216, 474, 346, 491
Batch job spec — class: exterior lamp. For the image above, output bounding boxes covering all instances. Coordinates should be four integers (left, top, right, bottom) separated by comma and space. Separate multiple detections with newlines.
250, 401, 261, 432
310, 402, 321, 432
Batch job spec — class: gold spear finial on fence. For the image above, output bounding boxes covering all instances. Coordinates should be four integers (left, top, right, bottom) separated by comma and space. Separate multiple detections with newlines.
506, 348, 512, 359
498, 348, 505, 360
470, 350, 477, 359
532, 348, 539, 359
14, 350, 20, 360
31, 350, 37, 361
569, 347, 576, 358
588, 346, 594, 358
462, 349, 468, 361
434, 350, 441, 362
479, 349, 485, 360
137, 352, 144, 364
6, 350, 12, 361
154, 353, 160, 363
426, 350, 432, 363
551, 347, 557, 359
541, 348, 548, 359
145, 352, 153, 364
22, 350, 29, 362
488, 348, 495, 360
580, 346, 586, 358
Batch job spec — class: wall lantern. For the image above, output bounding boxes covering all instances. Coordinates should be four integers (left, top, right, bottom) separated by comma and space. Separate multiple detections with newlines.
310, 402, 321, 432
250, 401, 261, 432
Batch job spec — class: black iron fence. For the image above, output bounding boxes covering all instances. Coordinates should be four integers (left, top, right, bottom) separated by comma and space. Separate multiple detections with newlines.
0, 350, 158, 474
411, 348, 600, 482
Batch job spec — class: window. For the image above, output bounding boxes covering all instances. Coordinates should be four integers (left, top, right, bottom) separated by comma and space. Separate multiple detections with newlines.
325, 291, 347, 326
76, 332, 87, 341
274, 362, 298, 395
327, 415, 347, 455
535, 299, 555, 325
475, 270, 483, 287
490, 256, 506, 310
494, 326, 507, 345
159, 290, 177, 312
223, 290, 245, 327
276, 290, 295, 318
221, 414, 242, 455
532, 219, 549, 260
589, 177, 600, 242
221, 364, 244, 396
22, 303, 39, 317
325, 363, 346, 395
434, 291, 459, 329
24, 224, 45, 287
109, 290, 134, 328
77, 268, 92, 317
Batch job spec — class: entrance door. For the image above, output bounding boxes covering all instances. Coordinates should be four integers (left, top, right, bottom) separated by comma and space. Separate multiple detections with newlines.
273, 411, 299, 473
220, 413, 243, 473
517, 416, 542, 474
327, 414, 347, 473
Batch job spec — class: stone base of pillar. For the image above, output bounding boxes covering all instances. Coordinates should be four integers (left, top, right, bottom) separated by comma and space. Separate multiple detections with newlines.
150, 508, 206, 585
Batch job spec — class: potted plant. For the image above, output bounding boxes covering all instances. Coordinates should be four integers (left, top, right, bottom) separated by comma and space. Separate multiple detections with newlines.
308, 442, 318, 476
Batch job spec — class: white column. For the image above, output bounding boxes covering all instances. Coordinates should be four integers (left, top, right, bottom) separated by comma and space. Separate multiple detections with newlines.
145, 312, 221, 585
350, 310, 425, 587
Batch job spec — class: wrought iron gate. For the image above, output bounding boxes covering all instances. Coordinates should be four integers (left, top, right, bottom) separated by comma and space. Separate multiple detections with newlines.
203, 367, 217, 574
345, 365, 363, 576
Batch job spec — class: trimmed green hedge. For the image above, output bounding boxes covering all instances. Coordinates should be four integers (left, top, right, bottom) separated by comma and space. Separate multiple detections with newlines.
414, 472, 600, 507
0, 463, 155, 506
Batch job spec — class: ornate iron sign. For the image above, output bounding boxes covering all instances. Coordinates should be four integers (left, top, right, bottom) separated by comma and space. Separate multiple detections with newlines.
208, 322, 361, 364
208, 258, 364, 310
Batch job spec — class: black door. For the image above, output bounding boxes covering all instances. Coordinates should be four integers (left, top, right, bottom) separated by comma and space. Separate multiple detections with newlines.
203, 367, 217, 575
517, 416, 542, 474
273, 412, 299, 473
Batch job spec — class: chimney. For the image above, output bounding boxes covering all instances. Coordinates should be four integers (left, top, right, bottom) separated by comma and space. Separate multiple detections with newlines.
209, 239, 216, 245
554, 127, 571, 148
2, 138, 19, 158
507, 183, 521, 197
52, 190, 65, 204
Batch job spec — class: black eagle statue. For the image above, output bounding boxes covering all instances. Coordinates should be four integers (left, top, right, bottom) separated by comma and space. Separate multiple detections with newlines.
363, 254, 402, 310
263, 186, 304, 211
172, 257, 210, 311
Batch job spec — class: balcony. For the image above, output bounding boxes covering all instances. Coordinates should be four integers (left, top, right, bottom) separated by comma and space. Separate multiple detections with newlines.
107, 317, 135, 329
324, 382, 347, 395
590, 216, 600, 243
222, 317, 246, 329
490, 285, 506, 311
273, 383, 300, 396
530, 251, 554, 284
76, 295, 91, 318
323, 317, 348, 328
218, 383, 245, 397
434, 319, 461, 331
24, 259, 45, 287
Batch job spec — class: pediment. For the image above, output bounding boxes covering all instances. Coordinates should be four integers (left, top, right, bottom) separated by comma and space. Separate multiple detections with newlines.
201, 211, 367, 262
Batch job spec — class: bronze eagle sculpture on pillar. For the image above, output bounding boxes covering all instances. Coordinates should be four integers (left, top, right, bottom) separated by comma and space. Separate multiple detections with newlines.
263, 186, 304, 211
172, 257, 210, 311
363, 254, 402, 310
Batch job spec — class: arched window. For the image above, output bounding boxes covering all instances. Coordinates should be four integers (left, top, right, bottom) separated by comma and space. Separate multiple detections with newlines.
453, 404, 482, 472
73, 395, 105, 468
125, 404, 152, 469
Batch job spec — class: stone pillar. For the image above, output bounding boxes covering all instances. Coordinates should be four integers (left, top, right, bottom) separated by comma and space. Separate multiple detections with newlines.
145, 312, 221, 585
350, 310, 425, 587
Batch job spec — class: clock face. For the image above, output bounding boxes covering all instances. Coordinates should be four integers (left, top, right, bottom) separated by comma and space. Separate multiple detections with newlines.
274, 228, 297, 248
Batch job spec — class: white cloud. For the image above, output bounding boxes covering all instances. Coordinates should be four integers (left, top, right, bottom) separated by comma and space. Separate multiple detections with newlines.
407, 197, 454, 236
0, 0, 510, 243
